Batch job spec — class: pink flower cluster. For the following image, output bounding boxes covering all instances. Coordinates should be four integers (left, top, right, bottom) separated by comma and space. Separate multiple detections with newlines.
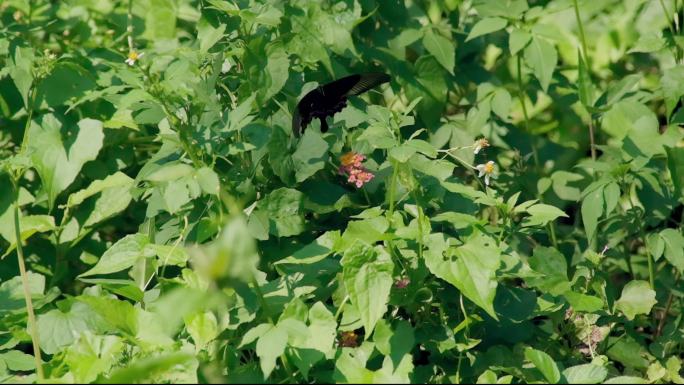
338, 152, 374, 188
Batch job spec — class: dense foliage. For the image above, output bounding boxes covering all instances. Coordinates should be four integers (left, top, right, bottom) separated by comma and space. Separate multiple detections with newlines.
1, 0, 684, 383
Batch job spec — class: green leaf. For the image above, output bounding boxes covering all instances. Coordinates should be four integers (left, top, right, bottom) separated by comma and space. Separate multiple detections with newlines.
389, 145, 417, 163
581, 186, 604, 244
0, 272, 45, 315
257, 188, 306, 237
522, 203, 568, 227
616, 280, 657, 320
292, 130, 329, 182
188, 215, 258, 281
665, 146, 684, 201
27, 115, 104, 210
509, 28, 532, 55
373, 320, 415, 370
7, 46, 34, 107
197, 18, 226, 53
263, 43, 290, 103
144, 0, 177, 40
562, 363, 608, 384
405, 55, 448, 127
423, 29, 455, 74
104, 353, 194, 384
1, 215, 55, 257
526, 246, 571, 295
337, 216, 390, 252
473, 0, 528, 18
79, 233, 151, 277
36, 62, 96, 108
606, 336, 649, 369
524, 36, 557, 93
0, 350, 36, 371
525, 347, 561, 383
659, 229, 684, 273
466, 17, 508, 42
65, 333, 124, 383
424, 232, 500, 319
563, 291, 604, 313
341, 244, 394, 335
256, 325, 288, 379
37, 302, 103, 354
145, 163, 194, 183
61, 172, 134, 236
661, 65, 684, 118
195, 167, 220, 195
185, 312, 218, 351
306, 302, 337, 355
491, 88, 512, 118
604, 376, 647, 384
275, 231, 339, 265
629, 32, 666, 54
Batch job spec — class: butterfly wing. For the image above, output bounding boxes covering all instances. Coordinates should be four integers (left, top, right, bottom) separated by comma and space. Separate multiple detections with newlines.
293, 73, 390, 137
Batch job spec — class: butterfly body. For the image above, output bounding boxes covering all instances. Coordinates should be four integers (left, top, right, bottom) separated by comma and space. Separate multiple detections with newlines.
293, 73, 390, 137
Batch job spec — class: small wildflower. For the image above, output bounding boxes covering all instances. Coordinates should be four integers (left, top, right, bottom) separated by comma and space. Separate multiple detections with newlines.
44, 49, 56, 60
475, 160, 497, 186
125, 50, 144, 66
339, 331, 358, 348
395, 277, 411, 289
473, 138, 490, 154
338, 152, 374, 188
13, 10, 23, 22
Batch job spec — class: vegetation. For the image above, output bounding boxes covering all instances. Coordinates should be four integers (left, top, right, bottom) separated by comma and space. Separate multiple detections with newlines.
1, 0, 683, 383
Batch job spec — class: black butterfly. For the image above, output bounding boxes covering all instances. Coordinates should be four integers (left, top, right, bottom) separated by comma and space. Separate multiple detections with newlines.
292, 73, 391, 137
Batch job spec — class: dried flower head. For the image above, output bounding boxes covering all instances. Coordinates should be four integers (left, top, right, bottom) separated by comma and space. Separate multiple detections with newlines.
339, 330, 359, 348
394, 277, 411, 289
473, 138, 490, 154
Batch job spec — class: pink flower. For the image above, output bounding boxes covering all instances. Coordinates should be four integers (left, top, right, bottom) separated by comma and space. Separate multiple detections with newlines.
338, 152, 374, 188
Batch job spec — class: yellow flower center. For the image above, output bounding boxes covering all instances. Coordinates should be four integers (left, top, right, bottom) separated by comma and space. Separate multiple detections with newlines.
340, 152, 357, 167
128, 51, 139, 61
484, 162, 494, 174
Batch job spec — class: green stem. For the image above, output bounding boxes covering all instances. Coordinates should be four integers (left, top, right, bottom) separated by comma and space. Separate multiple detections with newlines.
655, 271, 680, 338
516, 54, 539, 167
626, 193, 654, 288
572, 0, 597, 161
518, 55, 558, 247
12, 178, 44, 381
572, 0, 592, 71
334, 295, 350, 321
387, 161, 398, 220
658, 0, 678, 39
127, 0, 134, 51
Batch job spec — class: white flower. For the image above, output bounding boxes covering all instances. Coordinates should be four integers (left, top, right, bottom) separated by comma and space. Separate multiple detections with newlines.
125, 51, 144, 66
476, 160, 497, 186
473, 138, 490, 154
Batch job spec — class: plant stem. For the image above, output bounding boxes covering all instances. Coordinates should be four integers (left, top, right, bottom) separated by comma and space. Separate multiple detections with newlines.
127, 0, 134, 51
572, 0, 597, 161
387, 161, 398, 220
12, 178, 44, 381
516, 55, 539, 167
573, 0, 592, 71
517, 55, 559, 247
655, 271, 680, 338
